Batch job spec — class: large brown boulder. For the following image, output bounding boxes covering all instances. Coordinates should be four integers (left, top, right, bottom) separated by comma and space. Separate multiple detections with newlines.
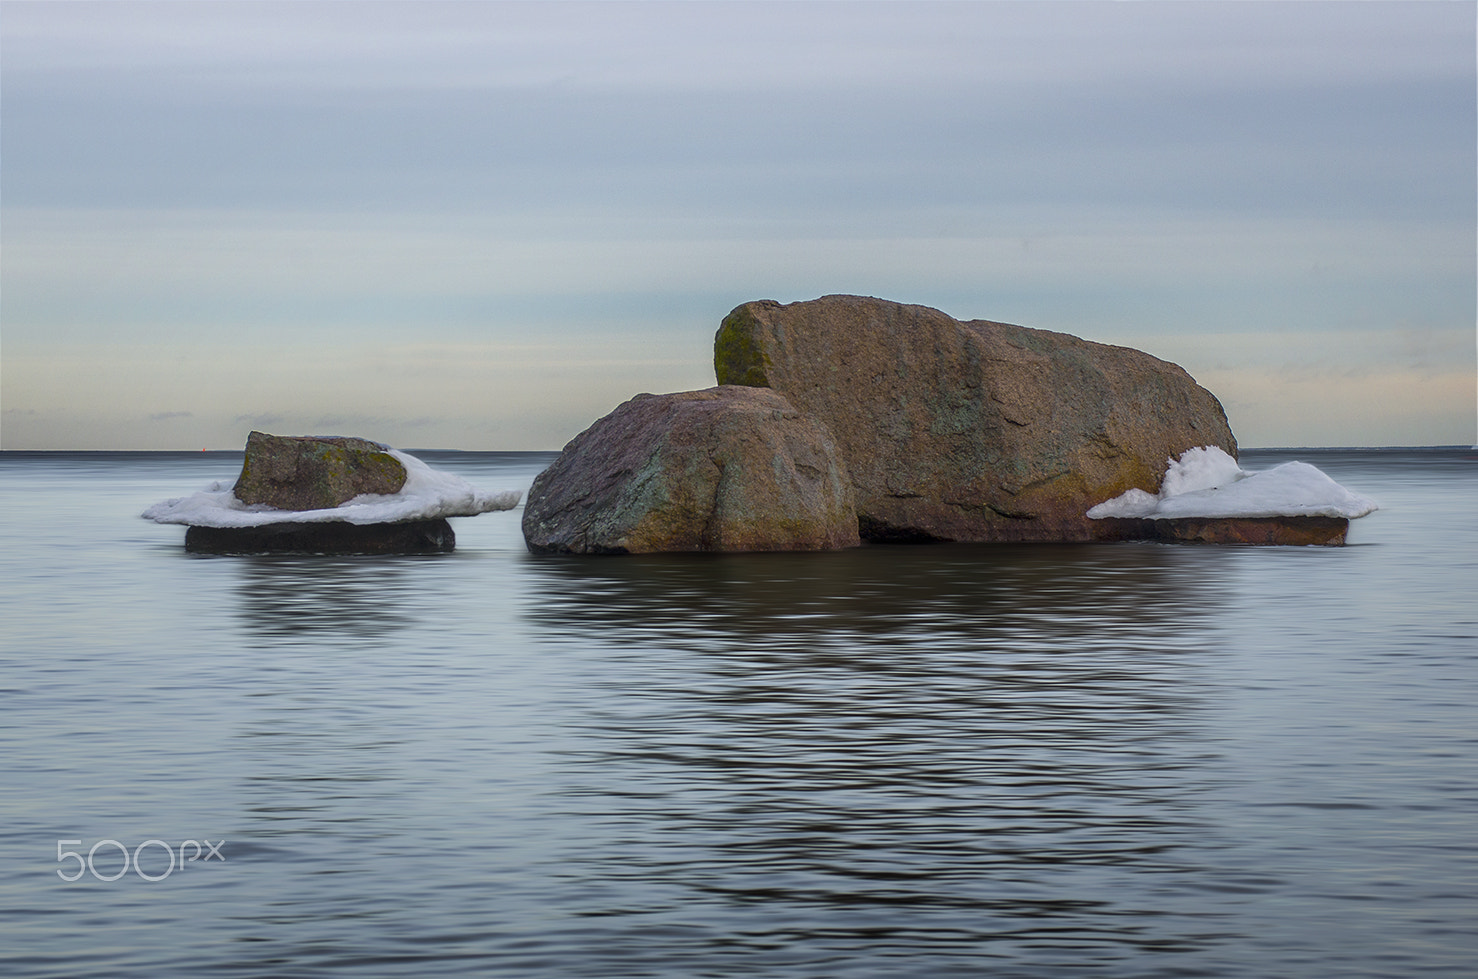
522, 386, 859, 554
233, 431, 407, 511
715, 295, 1237, 542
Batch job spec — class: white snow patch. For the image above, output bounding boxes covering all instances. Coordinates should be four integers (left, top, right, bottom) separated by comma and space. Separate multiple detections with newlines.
1087, 446, 1378, 520
143, 449, 521, 528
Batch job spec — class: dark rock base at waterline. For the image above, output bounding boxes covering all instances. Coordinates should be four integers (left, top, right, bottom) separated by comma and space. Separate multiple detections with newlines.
185, 519, 455, 555
1096, 515, 1350, 546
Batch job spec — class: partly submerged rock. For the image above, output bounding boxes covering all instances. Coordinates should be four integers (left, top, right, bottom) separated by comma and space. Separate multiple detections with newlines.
1086, 445, 1376, 546
233, 431, 407, 511
145, 434, 521, 555
521, 297, 1371, 554
714, 295, 1237, 543
523, 386, 859, 554
185, 518, 456, 555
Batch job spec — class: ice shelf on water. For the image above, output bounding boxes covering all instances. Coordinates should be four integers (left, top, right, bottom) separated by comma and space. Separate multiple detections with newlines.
1087, 446, 1378, 520
142, 449, 522, 527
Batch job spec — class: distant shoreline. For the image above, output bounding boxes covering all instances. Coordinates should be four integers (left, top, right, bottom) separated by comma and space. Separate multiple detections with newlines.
2, 446, 1473, 456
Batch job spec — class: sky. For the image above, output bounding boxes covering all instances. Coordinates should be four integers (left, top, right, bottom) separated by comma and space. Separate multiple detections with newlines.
2, 1, 1474, 451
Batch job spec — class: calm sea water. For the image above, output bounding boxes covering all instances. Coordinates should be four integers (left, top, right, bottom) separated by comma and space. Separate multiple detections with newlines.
1, 447, 1474, 978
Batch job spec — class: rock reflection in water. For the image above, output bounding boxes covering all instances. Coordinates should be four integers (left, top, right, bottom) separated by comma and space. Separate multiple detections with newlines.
526, 540, 1223, 649
231, 554, 426, 644
227, 556, 435, 852
519, 543, 1249, 971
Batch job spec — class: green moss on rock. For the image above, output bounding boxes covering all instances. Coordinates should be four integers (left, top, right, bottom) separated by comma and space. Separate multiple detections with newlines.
233, 432, 407, 511
713, 304, 773, 387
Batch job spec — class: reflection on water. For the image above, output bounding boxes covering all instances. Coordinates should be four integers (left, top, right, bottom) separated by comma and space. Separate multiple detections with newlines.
4, 451, 1474, 978
525, 539, 1229, 646
226, 556, 445, 851
230, 554, 434, 644
514, 544, 1252, 971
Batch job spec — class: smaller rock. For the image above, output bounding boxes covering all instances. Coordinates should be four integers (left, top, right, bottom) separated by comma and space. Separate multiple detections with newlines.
233, 431, 407, 511
185, 518, 455, 555
145, 433, 521, 555
1086, 446, 1375, 546
523, 386, 859, 554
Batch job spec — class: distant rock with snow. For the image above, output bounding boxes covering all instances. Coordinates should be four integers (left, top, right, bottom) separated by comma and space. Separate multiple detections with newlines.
522, 386, 859, 554
1087, 446, 1378, 545
144, 433, 521, 554
714, 295, 1238, 542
